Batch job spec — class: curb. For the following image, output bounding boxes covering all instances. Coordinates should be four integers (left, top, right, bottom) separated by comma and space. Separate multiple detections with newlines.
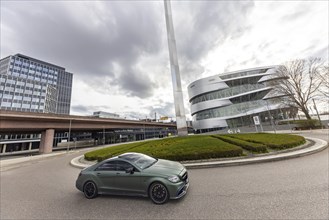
70, 155, 89, 169
184, 137, 327, 169
70, 137, 328, 170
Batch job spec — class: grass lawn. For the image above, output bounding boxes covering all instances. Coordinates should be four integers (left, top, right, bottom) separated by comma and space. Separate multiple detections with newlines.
84, 133, 306, 162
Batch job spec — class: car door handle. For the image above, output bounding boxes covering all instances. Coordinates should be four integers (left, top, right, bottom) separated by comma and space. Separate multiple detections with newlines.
97, 173, 101, 175
116, 173, 121, 175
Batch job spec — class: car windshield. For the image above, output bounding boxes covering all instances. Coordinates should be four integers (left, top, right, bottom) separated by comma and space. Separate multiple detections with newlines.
120, 153, 157, 170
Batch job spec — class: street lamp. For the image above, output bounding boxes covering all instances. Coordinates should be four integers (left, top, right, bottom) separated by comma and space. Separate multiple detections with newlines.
67, 119, 72, 152
103, 126, 105, 145
143, 123, 146, 140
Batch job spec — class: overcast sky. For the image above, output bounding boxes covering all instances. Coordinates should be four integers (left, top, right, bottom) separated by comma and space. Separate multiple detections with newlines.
1, 1, 328, 119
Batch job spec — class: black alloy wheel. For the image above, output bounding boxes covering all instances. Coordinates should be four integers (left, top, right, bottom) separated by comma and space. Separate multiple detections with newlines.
149, 182, 169, 204
83, 181, 98, 199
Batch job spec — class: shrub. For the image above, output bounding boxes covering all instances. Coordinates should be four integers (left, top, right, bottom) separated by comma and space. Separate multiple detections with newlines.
84, 133, 305, 162
85, 135, 243, 162
212, 135, 267, 153
224, 133, 306, 150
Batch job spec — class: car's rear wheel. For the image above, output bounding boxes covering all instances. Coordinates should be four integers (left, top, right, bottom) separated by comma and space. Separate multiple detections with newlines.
83, 181, 98, 199
149, 182, 169, 204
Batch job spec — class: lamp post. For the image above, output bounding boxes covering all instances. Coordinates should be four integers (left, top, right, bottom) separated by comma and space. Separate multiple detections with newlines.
143, 123, 146, 140
67, 119, 71, 152
103, 126, 105, 145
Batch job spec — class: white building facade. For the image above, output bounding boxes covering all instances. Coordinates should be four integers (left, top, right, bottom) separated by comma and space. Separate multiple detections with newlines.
188, 66, 296, 132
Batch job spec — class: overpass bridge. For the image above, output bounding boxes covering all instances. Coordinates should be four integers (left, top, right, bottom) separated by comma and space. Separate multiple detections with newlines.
0, 110, 176, 154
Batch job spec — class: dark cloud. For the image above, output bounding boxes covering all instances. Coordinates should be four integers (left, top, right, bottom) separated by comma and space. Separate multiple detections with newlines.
1, 1, 255, 91
172, 1, 255, 80
114, 67, 157, 98
1, 1, 164, 98
1, 1, 256, 116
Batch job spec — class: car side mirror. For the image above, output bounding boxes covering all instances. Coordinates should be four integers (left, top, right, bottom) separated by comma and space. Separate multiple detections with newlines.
125, 167, 134, 174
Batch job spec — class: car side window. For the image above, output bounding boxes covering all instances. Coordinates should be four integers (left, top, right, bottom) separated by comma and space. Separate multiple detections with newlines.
116, 161, 134, 172
96, 161, 116, 171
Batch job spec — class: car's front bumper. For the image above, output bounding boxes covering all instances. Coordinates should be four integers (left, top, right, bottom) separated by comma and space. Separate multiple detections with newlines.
167, 177, 189, 200
173, 181, 189, 199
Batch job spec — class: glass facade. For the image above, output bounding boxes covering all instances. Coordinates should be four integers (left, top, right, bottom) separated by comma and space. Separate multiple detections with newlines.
191, 84, 269, 104
226, 107, 297, 129
195, 98, 284, 121
219, 68, 268, 80
188, 66, 296, 131
0, 54, 73, 114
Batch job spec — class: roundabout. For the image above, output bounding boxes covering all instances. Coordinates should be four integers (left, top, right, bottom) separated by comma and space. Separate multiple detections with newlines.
70, 136, 327, 169
1, 130, 328, 219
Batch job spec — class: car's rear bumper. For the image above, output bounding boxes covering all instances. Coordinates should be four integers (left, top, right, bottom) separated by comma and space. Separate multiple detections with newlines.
75, 178, 83, 192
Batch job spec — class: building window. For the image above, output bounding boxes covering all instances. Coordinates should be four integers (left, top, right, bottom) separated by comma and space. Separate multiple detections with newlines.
12, 103, 21, 108
22, 104, 30, 109
3, 94, 13, 99
1, 102, 11, 107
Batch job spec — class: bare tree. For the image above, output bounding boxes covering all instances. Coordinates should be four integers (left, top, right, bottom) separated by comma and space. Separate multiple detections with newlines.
317, 64, 329, 98
275, 58, 324, 119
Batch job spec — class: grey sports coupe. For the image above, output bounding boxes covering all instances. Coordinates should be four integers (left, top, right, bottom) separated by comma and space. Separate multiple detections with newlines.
76, 152, 189, 204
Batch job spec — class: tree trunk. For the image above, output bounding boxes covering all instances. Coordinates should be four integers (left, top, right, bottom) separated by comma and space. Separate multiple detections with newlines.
301, 107, 312, 120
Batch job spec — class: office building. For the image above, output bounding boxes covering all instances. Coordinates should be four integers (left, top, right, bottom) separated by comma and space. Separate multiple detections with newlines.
0, 53, 73, 153
0, 53, 73, 114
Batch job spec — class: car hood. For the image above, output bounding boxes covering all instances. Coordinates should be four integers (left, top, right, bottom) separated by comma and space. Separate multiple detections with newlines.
145, 159, 185, 176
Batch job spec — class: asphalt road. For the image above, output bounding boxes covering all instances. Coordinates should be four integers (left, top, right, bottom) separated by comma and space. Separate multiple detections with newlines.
1, 131, 328, 220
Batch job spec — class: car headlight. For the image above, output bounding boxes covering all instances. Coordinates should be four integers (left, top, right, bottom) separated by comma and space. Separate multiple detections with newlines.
168, 175, 180, 183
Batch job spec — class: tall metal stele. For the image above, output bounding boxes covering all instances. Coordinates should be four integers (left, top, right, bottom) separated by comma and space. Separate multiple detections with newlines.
164, 0, 188, 136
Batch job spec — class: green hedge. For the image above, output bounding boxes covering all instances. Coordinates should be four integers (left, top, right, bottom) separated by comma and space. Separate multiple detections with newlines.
212, 135, 267, 153
224, 133, 306, 150
85, 135, 243, 162
84, 133, 306, 162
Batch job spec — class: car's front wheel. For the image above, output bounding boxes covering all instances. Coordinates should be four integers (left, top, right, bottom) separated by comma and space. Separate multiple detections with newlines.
149, 182, 169, 204
83, 181, 98, 199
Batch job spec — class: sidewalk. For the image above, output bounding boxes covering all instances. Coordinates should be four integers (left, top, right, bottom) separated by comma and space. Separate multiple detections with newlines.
0, 141, 147, 171
70, 137, 328, 169
0, 151, 69, 171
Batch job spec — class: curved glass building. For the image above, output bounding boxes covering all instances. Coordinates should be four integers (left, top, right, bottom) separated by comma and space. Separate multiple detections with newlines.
188, 66, 296, 132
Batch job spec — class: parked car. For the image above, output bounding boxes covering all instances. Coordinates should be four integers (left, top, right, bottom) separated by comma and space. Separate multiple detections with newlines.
76, 152, 189, 204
